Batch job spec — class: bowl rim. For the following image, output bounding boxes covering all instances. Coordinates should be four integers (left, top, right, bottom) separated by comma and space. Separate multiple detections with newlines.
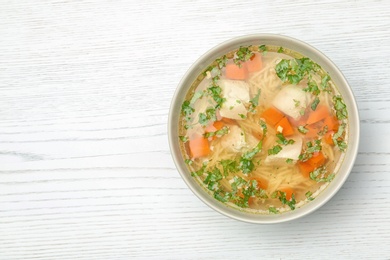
168, 34, 360, 224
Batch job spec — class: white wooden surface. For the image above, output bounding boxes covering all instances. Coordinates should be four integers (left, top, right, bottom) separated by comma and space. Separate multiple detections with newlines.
0, 1, 389, 259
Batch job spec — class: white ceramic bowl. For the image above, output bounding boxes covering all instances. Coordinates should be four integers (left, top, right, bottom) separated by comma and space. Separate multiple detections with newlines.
168, 34, 360, 224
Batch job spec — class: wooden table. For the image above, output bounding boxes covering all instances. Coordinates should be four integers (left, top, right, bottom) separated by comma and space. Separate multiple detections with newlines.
1, 1, 389, 259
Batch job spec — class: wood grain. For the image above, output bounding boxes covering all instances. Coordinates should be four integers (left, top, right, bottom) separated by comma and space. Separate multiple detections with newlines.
1, 0, 390, 259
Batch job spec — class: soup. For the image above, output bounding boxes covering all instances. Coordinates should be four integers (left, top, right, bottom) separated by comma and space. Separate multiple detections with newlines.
178, 45, 348, 214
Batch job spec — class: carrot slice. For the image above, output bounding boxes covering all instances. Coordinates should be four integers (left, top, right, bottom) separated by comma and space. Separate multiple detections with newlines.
298, 161, 316, 178
245, 53, 263, 73
307, 105, 329, 125
279, 187, 294, 201
261, 107, 285, 126
323, 115, 339, 131
213, 121, 224, 130
250, 176, 268, 190
275, 117, 295, 136
324, 131, 334, 145
189, 137, 210, 158
307, 152, 326, 168
225, 63, 248, 80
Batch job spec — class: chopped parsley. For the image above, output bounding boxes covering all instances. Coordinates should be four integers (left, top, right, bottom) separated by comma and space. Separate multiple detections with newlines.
333, 95, 348, 120
311, 96, 320, 111
259, 120, 268, 137
203, 167, 223, 190
305, 191, 314, 201
269, 206, 279, 214
220, 159, 238, 176
318, 125, 328, 136
204, 126, 229, 138
249, 89, 261, 113
276, 133, 295, 145
299, 140, 322, 162
310, 166, 335, 182
259, 45, 267, 52
213, 189, 231, 202
238, 113, 246, 119
239, 141, 263, 174
198, 108, 217, 126
275, 58, 320, 85
298, 125, 309, 134
293, 99, 300, 108
207, 85, 225, 109
304, 80, 320, 96
332, 123, 347, 151
191, 162, 207, 177
268, 145, 282, 155
216, 55, 228, 69
286, 158, 293, 164
184, 159, 193, 165
234, 46, 253, 66
272, 190, 296, 210
190, 91, 204, 104
179, 136, 189, 143
277, 47, 284, 53
321, 74, 331, 92
181, 100, 194, 119
231, 176, 248, 193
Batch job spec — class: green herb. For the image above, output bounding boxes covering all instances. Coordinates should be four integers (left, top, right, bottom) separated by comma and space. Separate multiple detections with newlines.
242, 141, 263, 160
236, 100, 241, 104
259, 120, 268, 137
275, 58, 320, 85
204, 126, 229, 138
199, 108, 217, 126
332, 123, 347, 151
299, 140, 322, 162
213, 189, 231, 202
212, 75, 220, 85
273, 190, 296, 210
181, 100, 194, 119
220, 159, 238, 176
310, 166, 335, 182
298, 125, 309, 134
249, 89, 261, 113
203, 65, 215, 76
277, 46, 284, 53
286, 158, 293, 164
276, 133, 295, 145
207, 86, 225, 109
184, 159, 193, 165
321, 74, 331, 92
239, 141, 263, 175
191, 162, 207, 176
190, 91, 204, 104
293, 99, 300, 108
216, 55, 228, 69
311, 97, 320, 111
184, 124, 193, 130
234, 46, 253, 66
333, 95, 348, 120
268, 145, 282, 155
259, 45, 267, 52
318, 125, 328, 136
204, 167, 223, 190
257, 188, 268, 199
231, 176, 248, 193
300, 109, 305, 116
304, 80, 320, 96
179, 136, 189, 143
305, 191, 314, 201
198, 113, 208, 126
238, 113, 246, 119
269, 206, 279, 214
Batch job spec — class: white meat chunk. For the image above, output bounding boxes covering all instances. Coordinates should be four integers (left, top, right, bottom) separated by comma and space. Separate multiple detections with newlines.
219, 80, 250, 120
272, 85, 309, 120
220, 125, 259, 152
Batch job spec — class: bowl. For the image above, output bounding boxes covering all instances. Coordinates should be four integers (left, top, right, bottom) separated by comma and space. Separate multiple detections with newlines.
168, 34, 360, 224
